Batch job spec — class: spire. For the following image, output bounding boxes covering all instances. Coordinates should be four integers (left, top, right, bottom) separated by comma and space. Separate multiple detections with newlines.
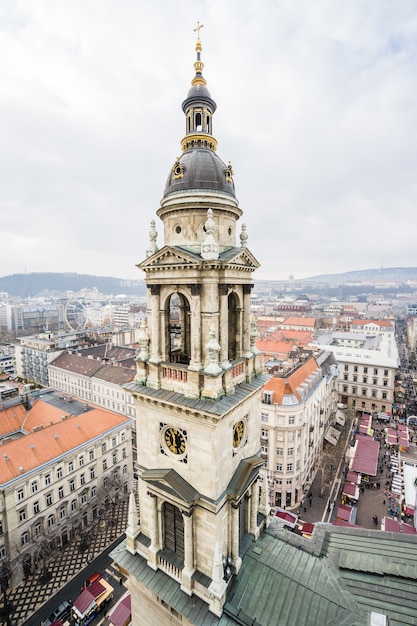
181, 23, 218, 153
192, 21, 205, 88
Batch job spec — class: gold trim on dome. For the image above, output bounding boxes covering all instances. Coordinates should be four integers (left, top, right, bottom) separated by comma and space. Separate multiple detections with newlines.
181, 133, 218, 152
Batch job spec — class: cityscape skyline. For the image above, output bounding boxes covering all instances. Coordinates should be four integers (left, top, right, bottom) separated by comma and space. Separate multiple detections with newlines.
1, 1, 416, 281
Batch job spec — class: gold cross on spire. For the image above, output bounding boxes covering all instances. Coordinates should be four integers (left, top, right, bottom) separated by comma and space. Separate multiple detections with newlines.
194, 21, 204, 39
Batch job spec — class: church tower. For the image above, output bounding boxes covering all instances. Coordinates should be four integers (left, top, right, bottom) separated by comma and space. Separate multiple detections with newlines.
122, 25, 268, 624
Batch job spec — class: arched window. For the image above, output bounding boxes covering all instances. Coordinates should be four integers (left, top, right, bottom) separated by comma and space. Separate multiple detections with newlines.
195, 112, 202, 131
166, 293, 191, 365
163, 502, 184, 559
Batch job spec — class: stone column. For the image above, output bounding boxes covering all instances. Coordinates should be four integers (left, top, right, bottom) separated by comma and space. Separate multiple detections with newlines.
188, 284, 202, 370
231, 502, 242, 572
218, 284, 230, 368
147, 493, 159, 570
243, 284, 253, 356
250, 482, 259, 535
148, 285, 161, 363
180, 510, 194, 595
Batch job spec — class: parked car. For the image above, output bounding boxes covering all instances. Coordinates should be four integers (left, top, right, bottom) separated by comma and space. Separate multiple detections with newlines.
43, 600, 72, 626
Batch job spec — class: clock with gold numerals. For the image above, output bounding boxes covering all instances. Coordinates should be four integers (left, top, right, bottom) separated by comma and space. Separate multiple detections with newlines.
233, 420, 245, 448
163, 426, 187, 455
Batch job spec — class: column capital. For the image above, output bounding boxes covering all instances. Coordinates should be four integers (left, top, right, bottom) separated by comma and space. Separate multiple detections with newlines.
188, 284, 202, 296
148, 284, 161, 296
218, 284, 230, 296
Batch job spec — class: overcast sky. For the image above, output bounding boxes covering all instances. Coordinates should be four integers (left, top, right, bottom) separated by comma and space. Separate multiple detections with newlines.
1, 1, 416, 282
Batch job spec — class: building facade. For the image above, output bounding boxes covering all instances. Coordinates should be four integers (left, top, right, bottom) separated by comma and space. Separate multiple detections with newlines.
259, 352, 338, 509
48, 351, 137, 419
0, 396, 134, 585
311, 329, 399, 414
15, 330, 84, 386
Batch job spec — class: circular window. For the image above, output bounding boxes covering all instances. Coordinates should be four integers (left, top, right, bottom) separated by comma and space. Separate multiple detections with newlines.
175, 226, 182, 234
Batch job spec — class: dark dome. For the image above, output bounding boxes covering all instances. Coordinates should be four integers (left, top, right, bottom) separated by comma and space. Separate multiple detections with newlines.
164, 149, 236, 198
182, 84, 216, 113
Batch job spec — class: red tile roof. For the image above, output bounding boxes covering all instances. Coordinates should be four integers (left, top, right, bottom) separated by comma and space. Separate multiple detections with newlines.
0, 403, 131, 483
262, 357, 319, 404
350, 319, 393, 328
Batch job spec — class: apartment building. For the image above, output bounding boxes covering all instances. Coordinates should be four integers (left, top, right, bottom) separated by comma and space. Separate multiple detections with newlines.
0, 393, 134, 586
48, 352, 136, 419
259, 352, 339, 509
15, 330, 85, 386
311, 330, 399, 415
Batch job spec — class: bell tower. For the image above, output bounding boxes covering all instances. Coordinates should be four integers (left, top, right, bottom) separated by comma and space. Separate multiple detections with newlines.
122, 25, 268, 624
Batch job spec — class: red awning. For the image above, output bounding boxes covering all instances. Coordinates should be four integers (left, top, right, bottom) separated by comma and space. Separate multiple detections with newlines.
336, 504, 355, 522
342, 482, 359, 499
301, 523, 314, 535
332, 518, 358, 527
382, 517, 417, 534
74, 580, 106, 616
346, 471, 361, 484
351, 434, 379, 476
275, 509, 298, 528
109, 594, 131, 626
401, 523, 417, 534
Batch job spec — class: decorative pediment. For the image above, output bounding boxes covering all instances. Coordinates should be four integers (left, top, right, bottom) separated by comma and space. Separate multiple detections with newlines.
227, 455, 264, 501
142, 468, 200, 506
138, 245, 202, 270
219, 247, 260, 270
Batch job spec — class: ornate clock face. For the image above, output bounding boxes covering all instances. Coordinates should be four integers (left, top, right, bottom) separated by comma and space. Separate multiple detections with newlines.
233, 420, 245, 448
164, 426, 187, 455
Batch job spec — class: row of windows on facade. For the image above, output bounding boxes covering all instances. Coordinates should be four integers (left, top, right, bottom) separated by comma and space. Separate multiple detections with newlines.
261, 413, 296, 424
261, 425, 309, 443
343, 374, 390, 385
261, 438, 299, 456
344, 365, 390, 377
16, 467, 129, 527
16, 443, 127, 503
16, 481, 126, 549
261, 413, 323, 432
351, 400, 387, 411
51, 372, 134, 401
341, 386, 389, 399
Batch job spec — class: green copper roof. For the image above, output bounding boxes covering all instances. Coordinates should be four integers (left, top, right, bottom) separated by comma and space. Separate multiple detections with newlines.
111, 521, 417, 625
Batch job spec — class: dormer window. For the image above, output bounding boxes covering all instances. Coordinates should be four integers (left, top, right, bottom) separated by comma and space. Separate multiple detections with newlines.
172, 158, 185, 180
224, 161, 234, 183
263, 391, 273, 405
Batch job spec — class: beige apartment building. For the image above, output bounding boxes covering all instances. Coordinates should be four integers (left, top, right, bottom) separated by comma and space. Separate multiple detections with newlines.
311, 329, 399, 415
0, 393, 134, 586
259, 352, 339, 509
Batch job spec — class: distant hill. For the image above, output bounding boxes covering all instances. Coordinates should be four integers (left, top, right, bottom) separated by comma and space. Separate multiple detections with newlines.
0, 267, 416, 298
303, 267, 417, 285
0, 273, 146, 298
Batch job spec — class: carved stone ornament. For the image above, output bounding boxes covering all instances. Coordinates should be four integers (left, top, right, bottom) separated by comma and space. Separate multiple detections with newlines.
146, 220, 158, 257
201, 209, 219, 261
148, 284, 161, 296
240, 223, 248, 248
137, 318, 150, 361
